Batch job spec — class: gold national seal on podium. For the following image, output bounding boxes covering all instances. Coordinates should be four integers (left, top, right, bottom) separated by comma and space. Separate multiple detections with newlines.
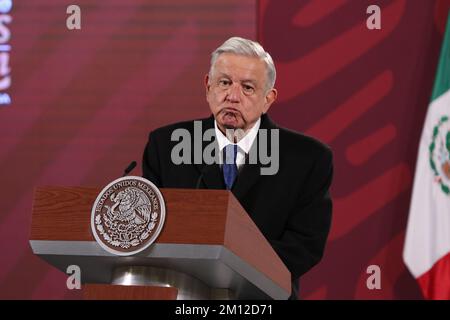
90, 176, 166, 256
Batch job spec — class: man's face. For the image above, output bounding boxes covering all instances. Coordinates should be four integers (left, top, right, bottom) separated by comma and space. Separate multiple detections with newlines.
205, 53, 277, 134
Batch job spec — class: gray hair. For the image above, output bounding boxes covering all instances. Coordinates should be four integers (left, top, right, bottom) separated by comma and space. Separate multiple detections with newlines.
209, 37, 276, 91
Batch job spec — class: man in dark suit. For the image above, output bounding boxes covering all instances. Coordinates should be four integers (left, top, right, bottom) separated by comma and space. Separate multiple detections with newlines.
142, 37, 333, 299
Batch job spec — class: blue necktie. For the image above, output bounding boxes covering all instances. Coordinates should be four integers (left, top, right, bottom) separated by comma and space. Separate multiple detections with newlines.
223, 144, 238, 190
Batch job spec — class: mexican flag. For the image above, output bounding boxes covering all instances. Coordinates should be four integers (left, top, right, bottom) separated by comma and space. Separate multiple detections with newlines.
403, 13, 450, 299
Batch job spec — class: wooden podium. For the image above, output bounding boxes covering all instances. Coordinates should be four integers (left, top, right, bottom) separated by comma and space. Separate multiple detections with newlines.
30, 186, 291, 300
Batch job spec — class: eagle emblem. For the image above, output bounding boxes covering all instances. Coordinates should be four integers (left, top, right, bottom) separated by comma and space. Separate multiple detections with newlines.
429, 115, 450, 195
91, 176, 166, 256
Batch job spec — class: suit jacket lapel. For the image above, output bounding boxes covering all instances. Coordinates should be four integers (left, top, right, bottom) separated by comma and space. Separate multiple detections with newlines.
231, 144, 262, 200
232, 113, 278, 200
200, 163, 224, 189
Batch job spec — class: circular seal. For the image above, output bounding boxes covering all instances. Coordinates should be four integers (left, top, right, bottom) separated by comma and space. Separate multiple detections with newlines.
91, 176, 166, 256
429, 115, 450, 195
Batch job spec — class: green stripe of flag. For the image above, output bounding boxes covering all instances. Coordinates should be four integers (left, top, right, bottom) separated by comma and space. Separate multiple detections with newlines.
431, 10, 450, 101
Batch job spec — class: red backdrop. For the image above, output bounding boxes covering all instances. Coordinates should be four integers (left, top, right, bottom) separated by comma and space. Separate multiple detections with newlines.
0, 0, 448, 299
260, 0, 450, 299
0, 0, 256, 299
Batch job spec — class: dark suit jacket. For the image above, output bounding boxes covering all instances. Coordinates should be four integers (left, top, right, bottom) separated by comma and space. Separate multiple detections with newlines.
142, 114, 333, 298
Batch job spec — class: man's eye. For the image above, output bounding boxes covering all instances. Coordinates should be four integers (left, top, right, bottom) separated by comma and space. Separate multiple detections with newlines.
242, 85, 254, 93
218, 80, 231, 86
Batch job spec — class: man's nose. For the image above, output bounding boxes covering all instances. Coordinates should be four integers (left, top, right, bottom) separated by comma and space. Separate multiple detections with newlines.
226, 83, 241, 103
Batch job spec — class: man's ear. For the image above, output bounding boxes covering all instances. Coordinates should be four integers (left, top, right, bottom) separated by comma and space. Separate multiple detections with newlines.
204, 74, 210, 93
263, 88, 277, 113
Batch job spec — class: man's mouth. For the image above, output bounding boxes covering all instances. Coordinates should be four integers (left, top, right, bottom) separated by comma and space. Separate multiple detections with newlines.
221, 109, 240, 120
221, 107, 240, 114
219, 108, 240, 127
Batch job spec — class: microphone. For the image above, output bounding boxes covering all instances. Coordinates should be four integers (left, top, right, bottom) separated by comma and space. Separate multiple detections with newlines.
122, 161, 137, 177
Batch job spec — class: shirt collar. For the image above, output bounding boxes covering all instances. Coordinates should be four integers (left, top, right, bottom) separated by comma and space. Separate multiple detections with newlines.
214, 117, 261, 154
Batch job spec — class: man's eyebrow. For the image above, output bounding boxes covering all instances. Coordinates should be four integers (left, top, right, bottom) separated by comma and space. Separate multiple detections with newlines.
217, 73, 230, 78
240, 79, 257, 85
216, 74, 257, 85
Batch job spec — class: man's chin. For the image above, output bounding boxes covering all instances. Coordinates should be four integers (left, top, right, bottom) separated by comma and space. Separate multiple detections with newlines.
218, 116, 240, 129
220, 119, 242, 130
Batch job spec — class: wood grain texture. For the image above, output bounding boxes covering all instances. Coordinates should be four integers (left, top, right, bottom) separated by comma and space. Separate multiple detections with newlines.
83, 284, 178, 300
31, 186, 97, 241
31, 187, 229, 244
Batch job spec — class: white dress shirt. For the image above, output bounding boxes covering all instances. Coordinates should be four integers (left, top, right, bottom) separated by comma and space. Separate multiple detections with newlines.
214, 117, 260, 169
